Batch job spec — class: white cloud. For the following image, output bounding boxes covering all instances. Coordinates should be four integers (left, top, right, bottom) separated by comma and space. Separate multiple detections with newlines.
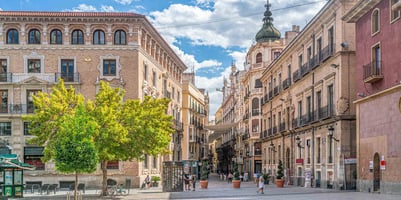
114, 0, 135, 5
101, 5, 115, 12
68, 4, 97, 12
149, 0, 326, 119
0, 8, 3, 11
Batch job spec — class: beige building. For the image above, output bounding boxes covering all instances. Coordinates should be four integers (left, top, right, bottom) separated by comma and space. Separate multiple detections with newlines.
181, 72, 210, 164
0, 11, 185, 188
260, 0, 357, 189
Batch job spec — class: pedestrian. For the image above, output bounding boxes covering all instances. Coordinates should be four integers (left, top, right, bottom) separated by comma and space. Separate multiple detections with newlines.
145, 174, 150, 189
256, 177, 265, 194
227, 172, 233, 183
183, 174, 190, 191
192, 173, 197, 191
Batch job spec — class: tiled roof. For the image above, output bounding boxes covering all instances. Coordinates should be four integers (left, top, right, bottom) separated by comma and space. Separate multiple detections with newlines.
0, 11, 144, 18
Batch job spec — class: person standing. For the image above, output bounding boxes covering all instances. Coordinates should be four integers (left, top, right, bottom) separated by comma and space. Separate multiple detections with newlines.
145, 174, 150, 189
183, 174, 190, 191
256, 177, 265, 194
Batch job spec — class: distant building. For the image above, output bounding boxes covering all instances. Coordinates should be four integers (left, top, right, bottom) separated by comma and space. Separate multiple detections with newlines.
0, 11, 185, 188
344, 0, 401, 194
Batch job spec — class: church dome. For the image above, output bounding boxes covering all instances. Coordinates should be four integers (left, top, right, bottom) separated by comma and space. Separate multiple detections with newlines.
255, 1, 281, 42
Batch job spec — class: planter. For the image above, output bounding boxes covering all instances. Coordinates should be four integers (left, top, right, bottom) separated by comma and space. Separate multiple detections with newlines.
264, 179, 269, 185
276, 179, 284, 188
200, 180, 208, 189
232, 180, 241, 188
152, 182, 159, 187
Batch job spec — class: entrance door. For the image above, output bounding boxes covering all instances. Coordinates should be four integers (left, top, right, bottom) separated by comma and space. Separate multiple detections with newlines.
373, 153, 380, 192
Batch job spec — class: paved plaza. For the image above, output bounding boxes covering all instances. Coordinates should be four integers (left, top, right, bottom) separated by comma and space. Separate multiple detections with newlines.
15, 173, 401, 200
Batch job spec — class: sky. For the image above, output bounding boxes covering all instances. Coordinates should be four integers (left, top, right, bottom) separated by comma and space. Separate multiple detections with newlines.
0, 0, 327, 120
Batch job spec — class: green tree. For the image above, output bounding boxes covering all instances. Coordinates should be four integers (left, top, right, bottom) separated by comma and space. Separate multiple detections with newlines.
200, 161, 209, 181
54, 105, 99, 200
277, 160, 284, 179
233, 162, 240, 180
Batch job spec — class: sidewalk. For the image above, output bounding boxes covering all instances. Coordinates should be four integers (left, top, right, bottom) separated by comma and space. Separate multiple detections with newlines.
12, 173, 401, 200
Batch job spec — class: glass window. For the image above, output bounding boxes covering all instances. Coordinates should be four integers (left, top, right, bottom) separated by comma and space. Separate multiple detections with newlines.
256, 53, 262, 63
61, 59, 75, 81
152, 156, 157, 168
93, 30, 105, 45
0, 122, 11, 136
152, 71, 157, 86
27, 59, 41, 73
327, 85, 334, 115
6, 29, 19, 44
24, 147, 45, 170
114, 30, 126, 45
391, 0, 400, 21
0, 59, 7, 82
27, 90, 40, 113
107, 161, 119, 169
103, 60, 116, 76
0, 90, 8, 113
28, 29, 41, 44
144, 63, 148, 81
372, 9, 380, 34
50, 29, 62, 44
373, 44, 381, 73
71, 29, 84, 44
24, 122, 31, 135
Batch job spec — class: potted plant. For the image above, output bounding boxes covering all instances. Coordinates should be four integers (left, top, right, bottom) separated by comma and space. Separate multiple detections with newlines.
262, 173, 270, 184
232, 162, 241, 188
151, 176, 160, 187
199, 161, 209, 189
276, 160, 284, 188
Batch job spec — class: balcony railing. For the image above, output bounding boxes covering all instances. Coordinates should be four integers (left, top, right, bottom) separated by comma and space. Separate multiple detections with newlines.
363, 61, 383, 83
0, 73, 12, 82
282, 78, 291, 90
0, 104, 34, 114
55, 73, 80, 82
293, 70, 301, 82
321, 44, 335, 62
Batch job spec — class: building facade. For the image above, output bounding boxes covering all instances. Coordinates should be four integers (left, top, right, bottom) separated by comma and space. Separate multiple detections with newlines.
343, 0, 401, 194
0, 11, 186, 188
260, 0, 358, 189
181, 72, 210, 166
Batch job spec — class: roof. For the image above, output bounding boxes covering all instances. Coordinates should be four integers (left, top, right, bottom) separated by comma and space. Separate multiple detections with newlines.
0, 11, 144, 18
342, 0, 381, 23
205, 123, 237, 141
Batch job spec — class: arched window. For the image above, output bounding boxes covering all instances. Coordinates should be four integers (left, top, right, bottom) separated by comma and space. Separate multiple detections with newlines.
114, 30, 126, 45
6, 29, 19, 44
50, 29, 62, 44
256, 53, 262, 63
28, 29, 41, 44
93, 30, 105, 45
71, 29, 84, 44
371, 9, 380, 34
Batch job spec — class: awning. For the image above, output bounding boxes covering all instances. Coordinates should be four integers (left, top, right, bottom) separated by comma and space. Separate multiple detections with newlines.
205, 122, 237, 141
0, 154, 36, 170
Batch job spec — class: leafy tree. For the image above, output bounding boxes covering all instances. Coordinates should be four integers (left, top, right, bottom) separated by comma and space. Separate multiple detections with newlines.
54, 105, 98, 200
277, 160, 284, 179
233, 162, 240, 180
200, 161, 209, 181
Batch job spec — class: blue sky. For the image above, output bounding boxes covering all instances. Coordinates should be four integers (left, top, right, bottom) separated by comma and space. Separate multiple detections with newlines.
0, 0, 327, 120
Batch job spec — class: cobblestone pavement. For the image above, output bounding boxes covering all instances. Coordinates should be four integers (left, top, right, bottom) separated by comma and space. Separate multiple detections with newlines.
15, 173, 401, 200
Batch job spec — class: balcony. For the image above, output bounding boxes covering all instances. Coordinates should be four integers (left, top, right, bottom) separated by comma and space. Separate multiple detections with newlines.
363, 61, 383, 83
273, 86, 279, 96
293, 70, 301, 82
282, 78, 291, 90
0, 104, 34, 114
0, 73, 12, 82
279, 123, 286, 132
321, 44, 335, 62
252, 109, 260, 116
55, 73, 80, 83
172, 119, 183, 131
300, 63, 310, 77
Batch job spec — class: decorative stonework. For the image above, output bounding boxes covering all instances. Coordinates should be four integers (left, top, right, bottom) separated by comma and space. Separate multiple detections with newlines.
337, 96, 349, 114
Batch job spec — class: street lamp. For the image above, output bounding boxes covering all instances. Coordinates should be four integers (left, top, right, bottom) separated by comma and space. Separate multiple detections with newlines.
327, 126, 339, 142
295, 135, 304, 159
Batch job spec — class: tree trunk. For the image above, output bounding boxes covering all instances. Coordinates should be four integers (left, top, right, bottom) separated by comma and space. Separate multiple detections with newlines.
101, 161, 108, 196
74, 172, 78, 200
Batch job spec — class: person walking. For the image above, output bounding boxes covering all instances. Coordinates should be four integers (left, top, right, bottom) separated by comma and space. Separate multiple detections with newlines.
145, 174, 150, 189
192, 173, 197, 191
183, 174, 190, 191
256, 177, 265, 194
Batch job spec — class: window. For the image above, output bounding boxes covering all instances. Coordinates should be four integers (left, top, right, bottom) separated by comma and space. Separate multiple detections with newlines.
0, 90, 8, 113
316, 137, 321, 163
103, 60, 116, 76
144, 155, 148, 169
327, 85, 334, 116
71, 29, 84, 44
391, 0, 400, 21
28, 29, 41, 44
24, 147, 45, 170
307, 139, 311, 164
24, 122, 31, 135
372, 44, 381, 74
6, 29, 19, 44
256, 53, 262, 63
273, 52, 281, 60
93, 30, 105, 45
107, 161, 119, 169
306, 96, 312, 121
27, 59, 41, 73
255, 79, 262, 88
372, 9, 380, 34
298, 54, 303, 68
152, 156, 157, 168
50, 29, 62, 44
152, 71, 157, 86
307, 47, 312, 64
0, 122, 11, 136
316, 91, 322, 119
172, 87, 175, 99
114, 30, 126, 45
0, 59, 7, 82
297, 100, 302, 126
317, 37, 322, 61
328, 135, 333, 163
61, 59, 75, 82
144, 63, 148, 81
328, 27, 334, 53
27, 90, 40, 113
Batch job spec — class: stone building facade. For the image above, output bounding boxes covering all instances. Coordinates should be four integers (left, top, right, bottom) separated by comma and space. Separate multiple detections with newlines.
344, 0, 401, 194
0, 11, 185, 188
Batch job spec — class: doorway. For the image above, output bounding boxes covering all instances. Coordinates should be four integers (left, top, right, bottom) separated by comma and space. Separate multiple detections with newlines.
373, 153, 381, 192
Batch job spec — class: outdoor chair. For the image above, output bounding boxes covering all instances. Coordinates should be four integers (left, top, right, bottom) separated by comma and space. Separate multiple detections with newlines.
77, 183, 85, 194
40, 184, 50, 195
47, 184, 58, 194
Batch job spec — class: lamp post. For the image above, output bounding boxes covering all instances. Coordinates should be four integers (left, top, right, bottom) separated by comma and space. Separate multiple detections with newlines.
295, 136, 304, 158
327, 126, 338, 164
